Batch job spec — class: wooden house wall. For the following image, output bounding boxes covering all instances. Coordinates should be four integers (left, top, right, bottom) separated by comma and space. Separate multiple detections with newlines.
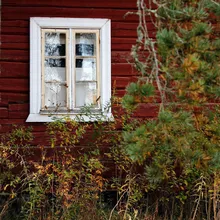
1, 0, 219, 136
0, 0, 158, 144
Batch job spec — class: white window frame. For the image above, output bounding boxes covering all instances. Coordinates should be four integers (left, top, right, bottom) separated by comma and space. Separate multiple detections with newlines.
26, 17, 112, 122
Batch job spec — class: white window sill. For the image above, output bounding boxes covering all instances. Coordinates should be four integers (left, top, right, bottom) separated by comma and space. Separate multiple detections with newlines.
26, 112, 114, 122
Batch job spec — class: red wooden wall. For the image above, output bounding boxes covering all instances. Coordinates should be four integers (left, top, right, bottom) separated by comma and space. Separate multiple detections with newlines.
0, 0, 157, 145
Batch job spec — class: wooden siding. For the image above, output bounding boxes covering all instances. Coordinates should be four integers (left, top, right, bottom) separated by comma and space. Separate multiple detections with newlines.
0, 0, 158, 139
3, 1, 218, 143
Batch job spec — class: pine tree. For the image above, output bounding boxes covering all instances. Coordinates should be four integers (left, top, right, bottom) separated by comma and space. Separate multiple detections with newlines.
121, 0, 220, 218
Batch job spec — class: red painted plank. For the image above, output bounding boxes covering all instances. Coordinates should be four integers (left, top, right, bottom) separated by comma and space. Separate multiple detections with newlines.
112, 63, 137, 76
1, 26, 29, 35
112, 38, 136, 44
134, 104, 159, 117
0, 108, 8, 118
9, 111, 29, 119
0, 79, 29, 92
0, 124, 11, 133
1, 50, 29, 62
2, 0, 137, 9
112, 76, 137, 89
9, 103, 29, 111
0, 92, 28, 103
0, 119, 26, 124
1, 7, 141, 22
1, 35, 28, 43
31, 125, 47, 132
0, 62, 29, 78
112, 43, 133, 51
1, 20, 29, 27
112, 21, 155, 31
113, 29, 156, 38
113, 89, 126, 97
1, 43, 29, 50
0, 92, 8, 107
111, 51, 133, 63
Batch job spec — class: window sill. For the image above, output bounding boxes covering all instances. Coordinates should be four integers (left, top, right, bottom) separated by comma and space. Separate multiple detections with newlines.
26, 112, 114, 122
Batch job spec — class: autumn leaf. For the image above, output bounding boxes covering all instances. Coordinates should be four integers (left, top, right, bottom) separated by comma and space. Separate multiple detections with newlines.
182, 53, 200, 75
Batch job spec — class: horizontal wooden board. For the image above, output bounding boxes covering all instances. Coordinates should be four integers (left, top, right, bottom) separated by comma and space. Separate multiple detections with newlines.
0, 62, 29, 78
1, 26, 29, 35
0, 108, 8, 118
1, 35, 29, 43
1, 20, 29, 27
0, 49, 29, 62
1, 42, 29, 50
2, 0, 157, 10
0, 79, 29, 92
112, 29, 156, 38
0, 92, 29, 103
9, 103, 29, 111
2, 7, 140, 22
0, 119, 26, 124
112, 76, 137, 89
111, 51, 133, 63
112, 63, 137, 76
134, 103, 159, 117
112, 21, 155, 31
112, 37, 136, 44
0, 124, 11, 133
9, 111, 29, 119
113, 89, 127, 97
2, 0, 135, 8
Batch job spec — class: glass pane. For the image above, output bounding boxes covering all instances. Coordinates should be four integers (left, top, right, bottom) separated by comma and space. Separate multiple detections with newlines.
75, 33, 96, 56
75, 58, 96, 81
44, 83, 66, 108
45, 32, 66, 56
75, 82, 97, 107
45, 59, 66, 82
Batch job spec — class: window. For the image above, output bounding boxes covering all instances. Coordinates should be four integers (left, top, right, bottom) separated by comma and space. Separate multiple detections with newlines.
26, 18, 112, 122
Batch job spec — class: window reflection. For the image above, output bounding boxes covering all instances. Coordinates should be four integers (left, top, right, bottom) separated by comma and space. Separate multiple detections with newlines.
75, 33, 96, 56
45, 33, 66, 56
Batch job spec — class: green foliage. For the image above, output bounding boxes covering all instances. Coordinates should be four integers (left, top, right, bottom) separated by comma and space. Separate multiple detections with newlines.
120, 0, 220, 218
122, 94, 136, 110
47, 117, 88, 147
122, 83, 155, 111
205, 0, 220, 16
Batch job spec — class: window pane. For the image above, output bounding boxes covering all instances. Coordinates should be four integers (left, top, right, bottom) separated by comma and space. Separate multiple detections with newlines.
75, 33, 96, 56
75, 82, 98, 107
44, 83, 66, 108
75, 58, 96, 81
45, 58, 66, 82
45, 32, 66, 56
